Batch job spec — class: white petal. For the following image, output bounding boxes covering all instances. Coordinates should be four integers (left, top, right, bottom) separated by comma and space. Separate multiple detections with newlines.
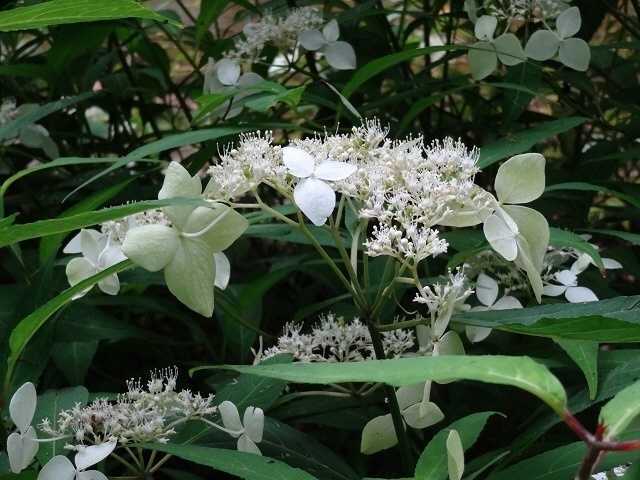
492, 296, 523, 310
218, 401, 243, 438
79, 229, 101, 264
66, 257, 98, 287
475, 273, 498, 307
237, 72, 263, 89
7, 433, 23, 473
298, 29, 327, 51
237, 434, 262, 455
37, 455, 76, 480
396, 383, 426, 410
243, 406, 264, 442
494, 153, 546, 204
542, 284, 567, 297
97, 274, 121, 296
99, 245, 127, 268
75, 440, 116, 471
282, 146, 314, 178
158, 162, 202, 200
483, 214, 517, 261
556, 269, 578, 287
566, 286, 598, 303
603, 258, 622, 269
216, 59, 242, 86
10, 382, 37, 433
314, 161, 357, 181
322, 19, 340, 43
293, 177, 336, 226
213, 252, 231, 290
77, 470, 109, 480
433, 331, 465, 358
447, 430, 465, 480
64, 230, 102, 254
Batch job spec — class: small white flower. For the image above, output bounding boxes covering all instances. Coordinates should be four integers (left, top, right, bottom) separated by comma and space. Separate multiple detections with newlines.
218, 401, 264, 455
298, 20, 357, 69
282, 146, 356, 226
467, 274, 523, 343
37, 440, 116, 480
64, 229, 127, 299
543, 269, 598, 303
7, 382, 39, 473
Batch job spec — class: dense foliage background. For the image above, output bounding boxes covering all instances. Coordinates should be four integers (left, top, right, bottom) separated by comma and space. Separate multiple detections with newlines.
1, 0, 639, 479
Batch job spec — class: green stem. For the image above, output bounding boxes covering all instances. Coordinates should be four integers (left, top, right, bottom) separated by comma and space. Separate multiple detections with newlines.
367, 320, 414, 475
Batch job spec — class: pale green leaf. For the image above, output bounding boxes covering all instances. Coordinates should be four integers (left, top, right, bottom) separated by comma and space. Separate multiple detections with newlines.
205, 355, 568, 414
165, 237, 216, 317
558, 38, 590, 71
415, 412, 499, 480
468, 41, 497, 80
556, 6, 581, 39
185, 205, 249, 253
483, 214, 517, 261
0, 0, 181, 32
325, 41, 357, 70
121, 224, 179, 272
502, 205, 549, 272
493, 33, 526, 66
446, 430, 464, 480
474, 15, 497, 41
495, 153, 546, 204
524, 30, 560, 61
360, 414, 399, 454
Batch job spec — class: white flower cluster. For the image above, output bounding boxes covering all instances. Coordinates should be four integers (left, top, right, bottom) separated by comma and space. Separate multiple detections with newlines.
261, 314, 415, 363
225, 7, 325, 64
485, 0, 568, 23
40, 368, 216, 446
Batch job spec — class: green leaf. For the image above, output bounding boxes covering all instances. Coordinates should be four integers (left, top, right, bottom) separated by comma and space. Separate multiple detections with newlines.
478, 117, 586, 168
545, 181, 640, 209
341, 45, 465, 99
415, 412, 498, 480
137, 443, 319, 480
50, 341, 99, 385
554, 338, 598, 400
452, 296, 640, 342
245, 86, 305, 113
0, 197, 209, 249
201, 356, 568, 414
600, 379, 640, 440
582, 228, 640, 246
4, 260, 134, 399
66, 126, 258, 200
0, 0, 181, 31
549, 227, 605, 274
32, 386, 89, 466
0, 92, 97, 142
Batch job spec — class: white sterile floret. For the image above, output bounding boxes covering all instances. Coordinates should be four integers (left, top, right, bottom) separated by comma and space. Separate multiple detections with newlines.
467, 273, 523, 343
64, 229, 127, 298
37, 440, 116, 480
298, 19, 357, 69
282, 146, 356, 226
542, 269, 598, 303
7, 382, 39, 474
218, 401, 264, 455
